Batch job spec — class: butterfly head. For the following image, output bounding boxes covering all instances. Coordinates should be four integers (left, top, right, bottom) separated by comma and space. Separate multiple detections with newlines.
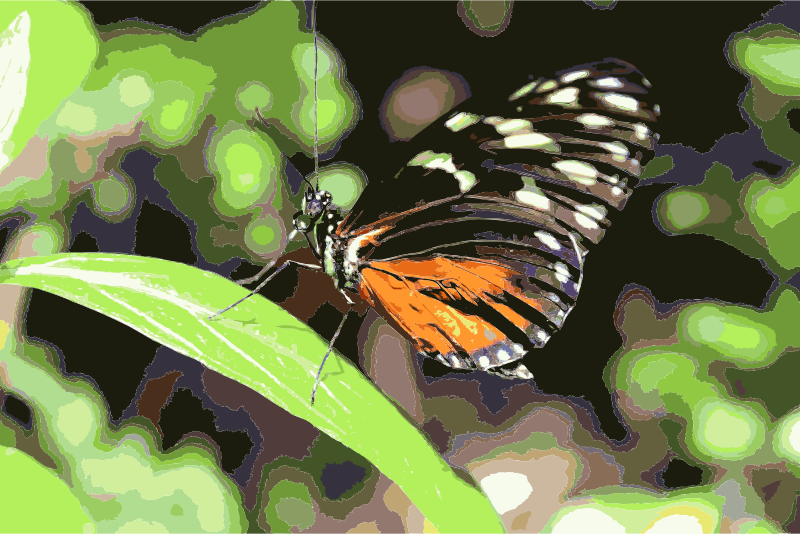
293, 187, 333, 233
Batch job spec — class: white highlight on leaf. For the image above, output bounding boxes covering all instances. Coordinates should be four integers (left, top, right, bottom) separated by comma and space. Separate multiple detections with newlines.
552, 508, 626, 534
14, 261, 209, 318
644, 515, 703, 534
785, 419, 800, 455
0, 11, 31, 172
14, 258, 349, 427
480, 472, 533, 515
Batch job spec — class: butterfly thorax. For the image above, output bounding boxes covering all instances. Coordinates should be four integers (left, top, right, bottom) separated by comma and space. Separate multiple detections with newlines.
323, 230, 356, 291
294, 187, 358, 291
300, 194, 358, 292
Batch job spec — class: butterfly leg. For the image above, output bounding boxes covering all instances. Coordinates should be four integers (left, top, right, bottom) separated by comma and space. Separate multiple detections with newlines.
310, 305, 353, 405
234, 230, 299, 285
207, 259, 321, 320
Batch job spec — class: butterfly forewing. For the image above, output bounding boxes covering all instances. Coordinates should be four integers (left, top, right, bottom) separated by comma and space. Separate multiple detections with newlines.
336, 58, 659, 378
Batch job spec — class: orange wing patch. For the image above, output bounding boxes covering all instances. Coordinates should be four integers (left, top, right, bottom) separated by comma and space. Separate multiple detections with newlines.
359, 256, 557, 378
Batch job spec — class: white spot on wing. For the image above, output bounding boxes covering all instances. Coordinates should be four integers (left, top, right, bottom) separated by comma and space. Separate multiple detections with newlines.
516, 190, 550, 211
535, 231, 561, 250
599, 92, 640, 112
453, 170, 476, 193
504, 132, 557, 150
444, 112, 481, 132
546, 87, 579, 105
577, 113, 613, 127
497, 349, 510, 362
509, 81, 538, 101
561, 70, 590, 83
574, 212, 599, 230
594, 77, 624, 88
577, 204, 606, 220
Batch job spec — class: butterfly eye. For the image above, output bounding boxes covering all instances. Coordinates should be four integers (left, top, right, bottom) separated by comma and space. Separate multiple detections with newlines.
320, 190, 332, 206
306, 198, 323, 218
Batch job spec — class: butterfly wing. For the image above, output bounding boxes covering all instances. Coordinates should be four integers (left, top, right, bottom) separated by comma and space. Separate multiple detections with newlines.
341, 58, 659, 376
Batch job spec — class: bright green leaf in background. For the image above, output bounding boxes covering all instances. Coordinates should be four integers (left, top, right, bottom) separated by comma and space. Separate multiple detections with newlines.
0, 253, 505, 533
0, 445, 95, 533
0, 11, 30, 172
654, 25, 800, 283
736, 35, 800, 97
0, 1, 99, 174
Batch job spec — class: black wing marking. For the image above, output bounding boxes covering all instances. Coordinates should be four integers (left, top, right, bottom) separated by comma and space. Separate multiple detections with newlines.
342, 58, 658, 373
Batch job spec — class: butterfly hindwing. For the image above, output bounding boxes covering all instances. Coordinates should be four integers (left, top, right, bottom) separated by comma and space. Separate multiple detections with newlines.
340, 58, 659, 376
360, 258, 540, 377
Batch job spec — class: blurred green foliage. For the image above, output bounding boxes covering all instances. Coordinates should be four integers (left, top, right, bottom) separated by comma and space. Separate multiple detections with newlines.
0, 446, 97, 534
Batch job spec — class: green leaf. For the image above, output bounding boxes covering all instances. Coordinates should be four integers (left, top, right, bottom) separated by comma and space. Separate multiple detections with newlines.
0, 253, 505, 533
0, 2, 99, 173
0, 10, 30, 172
0, 445, 95, 532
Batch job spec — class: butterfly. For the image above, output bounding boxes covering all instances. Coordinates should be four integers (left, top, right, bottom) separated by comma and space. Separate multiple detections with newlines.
211, 55, 659, 403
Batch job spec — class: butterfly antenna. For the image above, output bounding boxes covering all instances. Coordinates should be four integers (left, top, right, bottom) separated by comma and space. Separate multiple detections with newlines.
312, 0, 319, 192
254, 106, 316, 191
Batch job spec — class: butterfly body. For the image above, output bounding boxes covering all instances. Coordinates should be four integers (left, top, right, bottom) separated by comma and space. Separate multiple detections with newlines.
275, 58, 659, 386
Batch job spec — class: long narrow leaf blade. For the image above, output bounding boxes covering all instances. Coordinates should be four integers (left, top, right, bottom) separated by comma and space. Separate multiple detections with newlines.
0, 11, 30, 172
0, 253, 505, 533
